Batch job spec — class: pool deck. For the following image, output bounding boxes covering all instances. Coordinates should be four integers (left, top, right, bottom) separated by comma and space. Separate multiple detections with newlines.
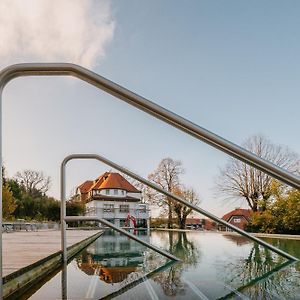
2, 229, 101, 276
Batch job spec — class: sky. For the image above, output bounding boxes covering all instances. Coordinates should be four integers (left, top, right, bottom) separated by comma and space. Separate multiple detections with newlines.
1, 0, 300, 217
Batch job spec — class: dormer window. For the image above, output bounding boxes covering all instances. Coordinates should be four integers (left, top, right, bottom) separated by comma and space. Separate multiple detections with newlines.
105, 189, 109, 195
114, 189, 118, 195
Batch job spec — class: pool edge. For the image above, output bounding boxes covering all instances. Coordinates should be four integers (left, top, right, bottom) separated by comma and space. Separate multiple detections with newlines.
3, 230, 103, 299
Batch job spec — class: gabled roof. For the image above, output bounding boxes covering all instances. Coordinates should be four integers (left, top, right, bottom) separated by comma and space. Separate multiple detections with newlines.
222, 208, 252, 222
78, 172, 140, 194
78, 180, 94, 194
186, 218, 201, 225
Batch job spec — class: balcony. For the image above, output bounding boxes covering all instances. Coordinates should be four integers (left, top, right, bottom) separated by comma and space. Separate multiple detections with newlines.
85, 207, 150, 219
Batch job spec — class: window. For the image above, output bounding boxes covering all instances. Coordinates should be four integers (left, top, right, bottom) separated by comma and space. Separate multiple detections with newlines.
114, 189, 118, 195
120, 241, 130, 251
119, 205, 129, 213
103, 242, 115, 251
119, 219, 126, 227
105, 189, 109, 195
103, 204, 114, 212
233, 217, 241, 223
137, 219, 147, 228
139, 205, 146, 213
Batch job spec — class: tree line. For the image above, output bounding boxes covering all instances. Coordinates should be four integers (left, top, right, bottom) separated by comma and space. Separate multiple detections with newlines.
216, 135, 300, 234
145, 135, 300, 233
2, 134, 299, 233
2, 168, 83, 221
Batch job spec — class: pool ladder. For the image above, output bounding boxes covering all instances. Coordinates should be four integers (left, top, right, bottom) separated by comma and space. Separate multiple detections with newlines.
0, 63, 299, 299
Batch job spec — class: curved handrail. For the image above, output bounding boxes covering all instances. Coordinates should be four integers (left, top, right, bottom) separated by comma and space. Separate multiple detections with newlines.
0, 63, 299, 189
1, 63, 300, 299
61, 154, 298, 262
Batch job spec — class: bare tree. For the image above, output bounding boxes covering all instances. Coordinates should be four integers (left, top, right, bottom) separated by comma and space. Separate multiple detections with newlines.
15, 170, 51, 197
173, 187, 201, 229
148, 158, 184, 228
216, 135, 300, 211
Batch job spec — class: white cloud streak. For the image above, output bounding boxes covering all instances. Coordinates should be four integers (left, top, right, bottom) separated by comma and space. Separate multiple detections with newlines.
0, 0, 115, 68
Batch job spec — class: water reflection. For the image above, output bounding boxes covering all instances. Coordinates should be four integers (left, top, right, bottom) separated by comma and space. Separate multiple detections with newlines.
25, 230, 300, 299
76, 229, 150, 284
223, 234, 251, 246
219, 235, 300, 299
152, 231, 201, 296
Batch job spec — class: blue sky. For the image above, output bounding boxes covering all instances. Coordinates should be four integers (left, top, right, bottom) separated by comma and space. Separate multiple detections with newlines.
1, 0, 300, 217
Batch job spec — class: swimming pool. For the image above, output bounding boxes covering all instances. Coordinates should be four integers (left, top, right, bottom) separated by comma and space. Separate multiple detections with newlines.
21, 230, 300, 299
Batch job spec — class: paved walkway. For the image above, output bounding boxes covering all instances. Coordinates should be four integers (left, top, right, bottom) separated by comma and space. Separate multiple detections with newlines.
2, 230, 101, 276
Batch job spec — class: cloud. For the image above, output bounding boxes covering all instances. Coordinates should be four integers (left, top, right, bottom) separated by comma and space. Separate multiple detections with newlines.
0, 0, 115, 69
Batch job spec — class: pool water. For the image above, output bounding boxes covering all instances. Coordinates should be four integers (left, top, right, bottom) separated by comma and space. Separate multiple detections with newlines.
22, 230, 300, 299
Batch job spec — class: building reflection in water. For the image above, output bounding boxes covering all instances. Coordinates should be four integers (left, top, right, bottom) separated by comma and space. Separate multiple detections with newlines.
75, 231, 300, 299
76, 229, 150, 285
218, 234, 300, 300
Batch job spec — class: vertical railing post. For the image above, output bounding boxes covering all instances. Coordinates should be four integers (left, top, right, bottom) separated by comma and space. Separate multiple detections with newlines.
61, 260, 68, 299
0, 86, 3, 300
60, 161, 67, 263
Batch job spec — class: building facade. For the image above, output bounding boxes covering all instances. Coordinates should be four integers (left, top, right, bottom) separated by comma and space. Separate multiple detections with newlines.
219, 208, 252, 231
77, 172, 150, 229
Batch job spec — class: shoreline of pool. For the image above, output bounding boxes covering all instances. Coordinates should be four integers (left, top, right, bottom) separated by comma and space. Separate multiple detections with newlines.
151, 228, 300, 240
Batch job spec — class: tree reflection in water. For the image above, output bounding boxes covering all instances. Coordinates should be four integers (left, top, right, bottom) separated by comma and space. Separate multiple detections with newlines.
75, 230, 300, 299
152, 231, 200, 296
219, 235, 300, 299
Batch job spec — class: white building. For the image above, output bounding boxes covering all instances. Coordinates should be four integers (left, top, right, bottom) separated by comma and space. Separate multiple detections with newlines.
77, 172, 150, 229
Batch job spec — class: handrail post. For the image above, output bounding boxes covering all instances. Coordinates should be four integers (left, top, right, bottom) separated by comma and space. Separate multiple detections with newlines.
61, 154, 299, 262
0, 86, 3, 300
1, 63, 300, 298
60, 159, 67, 263
60, 156, 180, 264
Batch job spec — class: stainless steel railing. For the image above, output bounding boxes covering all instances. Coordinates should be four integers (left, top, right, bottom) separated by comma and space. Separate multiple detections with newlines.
1, 63, 300, 299
61, 154, 299, 263
0, 63, 299, 190
61, 155, 179, 264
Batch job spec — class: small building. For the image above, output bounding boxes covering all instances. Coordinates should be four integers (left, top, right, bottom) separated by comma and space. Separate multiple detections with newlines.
201, 219, 218, 231
220, 208, 252, 231
76, 172, 150, 229
186, 218, 201, 229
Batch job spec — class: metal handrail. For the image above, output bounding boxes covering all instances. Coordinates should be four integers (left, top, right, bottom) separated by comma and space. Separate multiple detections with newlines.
0, 63, 299, 189
61, 156, 179, 263
0, 63, 299, 299
65, 216, 178, 262
61, 154, 298, 262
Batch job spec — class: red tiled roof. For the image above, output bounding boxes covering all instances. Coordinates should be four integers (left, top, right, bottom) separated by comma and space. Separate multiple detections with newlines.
186, 218, 201, 225
78, 181, 94, 194
222, 208, 252, 222
78, 172, 140, 194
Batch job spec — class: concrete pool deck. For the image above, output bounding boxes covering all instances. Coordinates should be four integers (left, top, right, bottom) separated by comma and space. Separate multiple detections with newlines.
2, 229, 101, 276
